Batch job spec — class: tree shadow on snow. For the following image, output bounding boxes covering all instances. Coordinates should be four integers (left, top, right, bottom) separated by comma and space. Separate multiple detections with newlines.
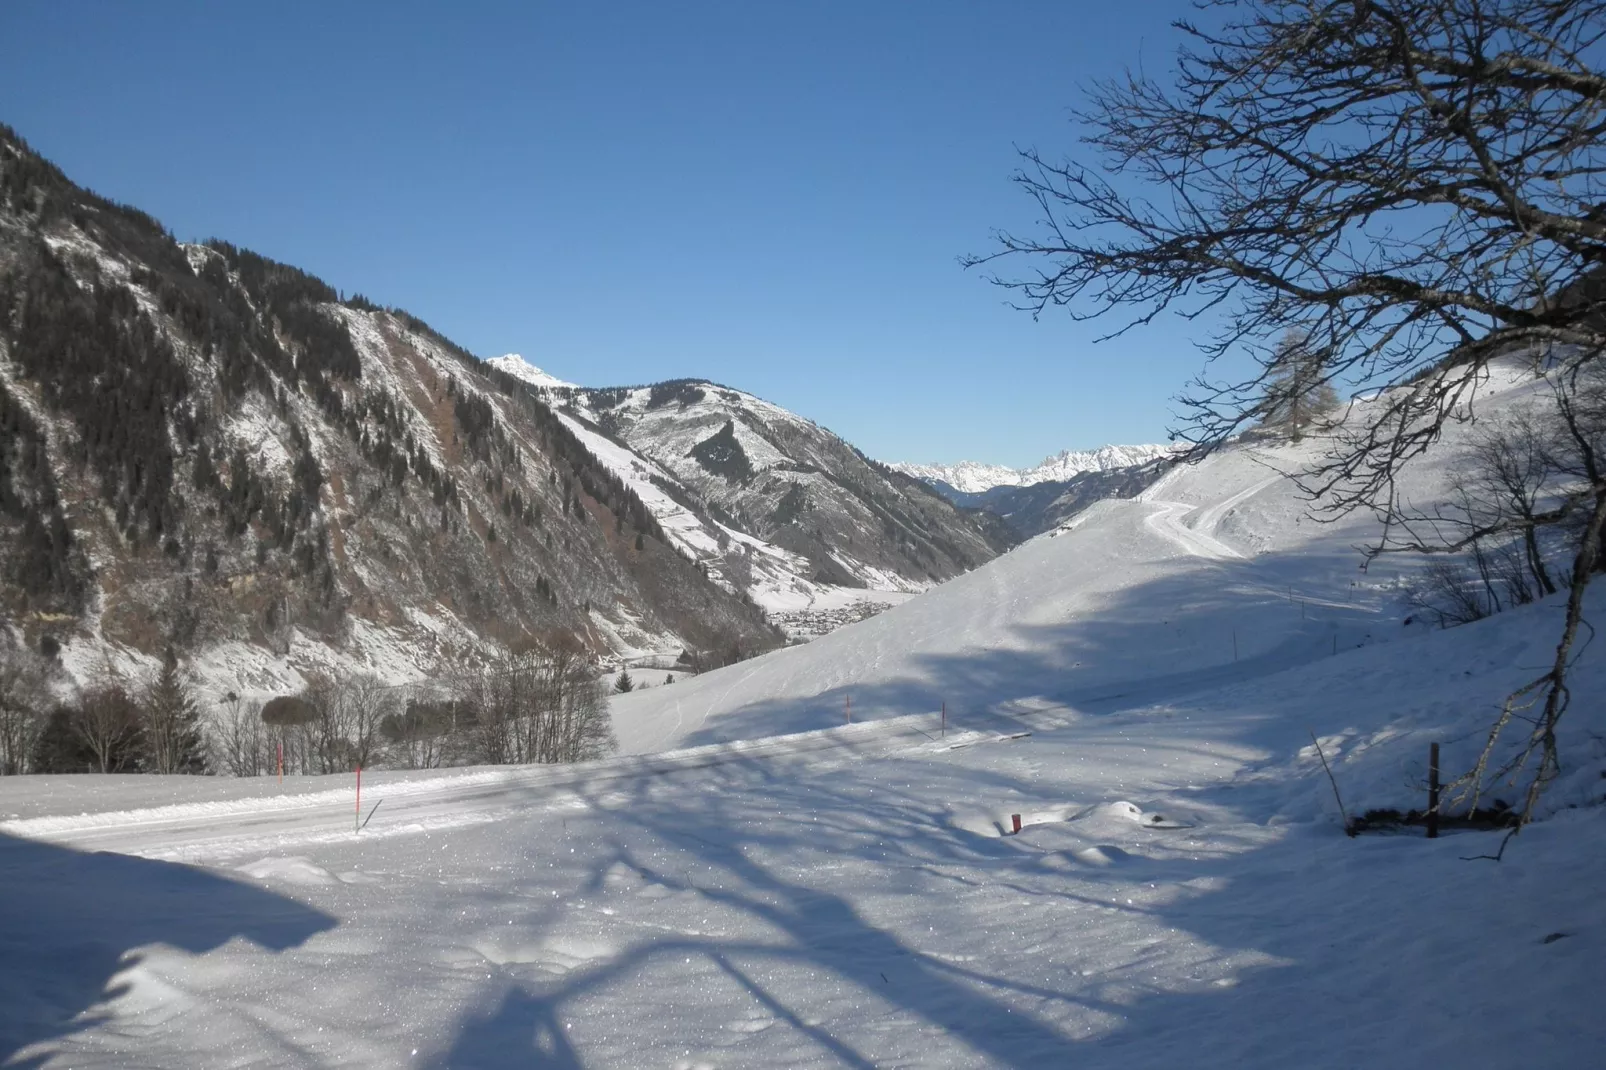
0, 832, 336, 1068
422, 541, 1593, 1066
427, 748, 1601, 1068
436, 984, 584, 1070
424, 756, 1233, 1068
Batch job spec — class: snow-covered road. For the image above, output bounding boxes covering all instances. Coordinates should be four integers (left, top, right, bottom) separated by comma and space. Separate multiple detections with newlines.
3, 714, 964, 862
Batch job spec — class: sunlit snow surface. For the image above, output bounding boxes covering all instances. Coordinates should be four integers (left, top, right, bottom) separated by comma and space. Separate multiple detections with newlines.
1, 359, 1602, 1067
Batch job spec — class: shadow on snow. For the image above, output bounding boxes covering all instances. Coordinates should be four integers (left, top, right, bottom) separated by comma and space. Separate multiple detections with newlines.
0, 832, 336, 1067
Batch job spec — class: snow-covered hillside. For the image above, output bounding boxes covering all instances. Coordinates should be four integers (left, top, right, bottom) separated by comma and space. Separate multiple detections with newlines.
891, 442, 1177, 493
3, 359, 1601, 1069
614, 362, 1591, 756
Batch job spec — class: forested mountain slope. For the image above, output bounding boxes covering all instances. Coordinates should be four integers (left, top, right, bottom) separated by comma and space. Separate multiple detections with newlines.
0, 124, 781, 689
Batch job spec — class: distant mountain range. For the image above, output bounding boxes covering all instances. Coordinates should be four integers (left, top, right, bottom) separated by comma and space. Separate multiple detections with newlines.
888, 443, 1177, 494
888, 445, 1180, 539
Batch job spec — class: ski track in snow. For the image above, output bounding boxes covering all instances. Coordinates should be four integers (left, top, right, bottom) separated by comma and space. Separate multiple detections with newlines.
1142, 499, 1244, 561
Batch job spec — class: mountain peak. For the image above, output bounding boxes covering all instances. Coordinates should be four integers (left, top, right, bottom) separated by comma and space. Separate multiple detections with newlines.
484, 353, 577, 390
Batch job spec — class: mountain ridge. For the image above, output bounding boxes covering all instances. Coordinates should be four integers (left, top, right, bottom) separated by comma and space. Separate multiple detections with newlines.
889, 442, 1178, 494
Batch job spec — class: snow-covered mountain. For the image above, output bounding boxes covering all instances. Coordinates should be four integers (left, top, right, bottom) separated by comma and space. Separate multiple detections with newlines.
0, 127, 1012, 687
478, 372, 1015, 625
886, 459, 1020, 494
483, 353, 576, 390
890, 443, 1177, 493
0, 127, 787, 691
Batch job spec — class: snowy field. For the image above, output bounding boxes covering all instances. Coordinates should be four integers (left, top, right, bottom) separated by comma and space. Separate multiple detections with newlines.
2, 363, 1603, 1067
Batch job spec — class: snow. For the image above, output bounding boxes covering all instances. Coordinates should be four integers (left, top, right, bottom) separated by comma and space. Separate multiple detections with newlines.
1, 359, 1603, 1067
891, 443, 1179, 493
484, 353, 579, 390
548, 399, 891, 622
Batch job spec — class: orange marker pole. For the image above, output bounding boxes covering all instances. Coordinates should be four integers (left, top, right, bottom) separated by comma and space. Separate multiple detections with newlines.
355, 766, 362, 834
277, 741, 283, 786
845, 694, 851, 724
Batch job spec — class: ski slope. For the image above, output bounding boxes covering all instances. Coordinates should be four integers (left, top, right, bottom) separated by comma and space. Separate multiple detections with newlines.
1, 360, 1602, 1068
609, 428, 1386, 755
607, 360, 1548, 755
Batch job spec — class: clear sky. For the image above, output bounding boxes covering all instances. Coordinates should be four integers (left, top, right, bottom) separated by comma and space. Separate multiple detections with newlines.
0, 0, 1229, 468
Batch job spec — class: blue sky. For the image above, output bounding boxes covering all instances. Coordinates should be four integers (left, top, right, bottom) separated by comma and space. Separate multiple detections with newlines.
0, 0, 1228, 468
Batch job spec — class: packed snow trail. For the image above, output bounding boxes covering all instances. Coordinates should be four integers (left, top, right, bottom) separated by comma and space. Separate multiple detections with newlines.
1142, 499, 1244, 561
0, 714, 967, 862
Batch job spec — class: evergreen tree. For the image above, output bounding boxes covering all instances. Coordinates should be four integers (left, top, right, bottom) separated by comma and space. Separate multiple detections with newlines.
613, 670, 634, 694
141, 650, 207, 774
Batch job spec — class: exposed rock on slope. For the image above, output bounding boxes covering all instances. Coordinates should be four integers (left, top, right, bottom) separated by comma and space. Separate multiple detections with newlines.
503, 374, 1017, 608
0, 124, 780, 683
940, 461, 1174, 539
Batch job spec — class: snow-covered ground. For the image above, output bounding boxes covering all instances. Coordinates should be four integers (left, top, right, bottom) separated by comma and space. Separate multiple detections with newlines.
1, 360, 1602, 1068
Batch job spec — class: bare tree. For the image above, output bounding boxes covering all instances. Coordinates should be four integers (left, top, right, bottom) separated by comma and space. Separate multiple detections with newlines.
71, 675, 142, 774
261, 694, 318, 775
300, 672, 353, 774
450, 641, 615, 766
1469, 411, 1563, 598
213, 691, 269, 777
342, 674, 394, 770
0, 645, 51, 775
969, 0, 1606, 821
380, 690, 458, 770
1257, 331, 1339, 441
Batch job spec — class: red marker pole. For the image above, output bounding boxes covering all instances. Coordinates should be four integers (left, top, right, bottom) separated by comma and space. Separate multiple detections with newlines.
845, 694, 851, 724
355, 766, 362, 834
277, 741, 283, 786
1011, 814, 1022, 834
941, 701, 946, 739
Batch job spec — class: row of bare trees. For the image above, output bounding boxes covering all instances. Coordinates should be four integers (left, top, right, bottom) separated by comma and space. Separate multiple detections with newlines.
0, 640, 617, 777
1398, 401, 1577, 628
0, 646, 205, 775
208, 647, 616, 777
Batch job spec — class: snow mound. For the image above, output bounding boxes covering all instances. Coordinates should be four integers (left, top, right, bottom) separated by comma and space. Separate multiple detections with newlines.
235, 856, 337, 885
